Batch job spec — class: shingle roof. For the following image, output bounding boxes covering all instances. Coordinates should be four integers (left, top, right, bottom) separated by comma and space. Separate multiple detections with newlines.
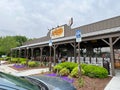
23, 16, 120, 46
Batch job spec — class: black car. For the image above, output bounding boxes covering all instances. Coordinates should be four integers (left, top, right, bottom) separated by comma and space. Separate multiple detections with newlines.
0, 72, 76, 90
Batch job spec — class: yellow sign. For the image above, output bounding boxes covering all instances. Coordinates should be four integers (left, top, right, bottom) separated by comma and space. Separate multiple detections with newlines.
50, 26, 64, 39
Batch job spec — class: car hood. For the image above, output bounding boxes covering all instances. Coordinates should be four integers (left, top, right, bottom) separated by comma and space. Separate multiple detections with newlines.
29, 75, 76, 90
0, 72, 40, 90
0, 78, 27, 90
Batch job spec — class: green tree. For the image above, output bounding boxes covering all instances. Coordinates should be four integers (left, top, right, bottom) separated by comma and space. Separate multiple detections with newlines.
0, 36, 18, 56
14, 36, 28, 46
0, 36, 29, 56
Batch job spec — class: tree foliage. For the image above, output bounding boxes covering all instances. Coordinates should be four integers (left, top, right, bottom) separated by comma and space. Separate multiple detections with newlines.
13, 36, 28, 46
0, 36, 28, 56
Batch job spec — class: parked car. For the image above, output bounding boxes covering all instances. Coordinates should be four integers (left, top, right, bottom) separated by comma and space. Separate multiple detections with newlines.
0, 72, 76, 90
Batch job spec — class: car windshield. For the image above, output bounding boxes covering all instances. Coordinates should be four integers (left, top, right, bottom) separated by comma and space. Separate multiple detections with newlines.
0, 72, 40, 90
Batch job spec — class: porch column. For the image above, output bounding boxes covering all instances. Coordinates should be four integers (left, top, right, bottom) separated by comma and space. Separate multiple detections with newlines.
110, 36, 120, 76
16, 50, 19, 58
26, 47, 29, 66
102, 38, 115, 76
15, 50, 17, 58
40, 47, 43, 63
31, 48, 34, 60
53, 45, 58, 66
24, 48, 26, 58
109, 37, 115, 76
71, 42, 77, 62
49, 46, 52, 71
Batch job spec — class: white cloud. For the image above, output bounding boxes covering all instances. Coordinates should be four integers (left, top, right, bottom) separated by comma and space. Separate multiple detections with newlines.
0, 0, 120, 38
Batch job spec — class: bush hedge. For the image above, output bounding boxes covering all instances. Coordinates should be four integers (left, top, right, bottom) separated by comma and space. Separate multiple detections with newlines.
11, 58, 19, 63
28, 61, 39, 67
53, 62, 108, 78
0, 58, 3, 60
81, 63, 87, 70
59, 68, 70, 76
53, 65, 63, 72
20, 61, 26, 65
19, 58, 26, 63
55, 62, 78, 72
70, 67, 85, 78
11, 58, 26, 63
84, 64, 108, 78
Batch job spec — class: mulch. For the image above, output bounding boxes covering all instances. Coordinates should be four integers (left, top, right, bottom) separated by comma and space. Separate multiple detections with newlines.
73, 76, 112, 90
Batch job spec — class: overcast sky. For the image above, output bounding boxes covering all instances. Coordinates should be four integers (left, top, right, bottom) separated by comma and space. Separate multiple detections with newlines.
0, 0, 120, 38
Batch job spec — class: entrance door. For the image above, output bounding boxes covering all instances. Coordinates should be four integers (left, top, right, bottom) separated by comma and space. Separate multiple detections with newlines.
114, 49, 120, 69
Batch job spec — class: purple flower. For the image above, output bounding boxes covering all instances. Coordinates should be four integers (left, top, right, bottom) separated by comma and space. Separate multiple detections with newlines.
45, 73, 74, 83
13, 64, 25, 68
60, 76, 74, 83
45, 73, 57, 77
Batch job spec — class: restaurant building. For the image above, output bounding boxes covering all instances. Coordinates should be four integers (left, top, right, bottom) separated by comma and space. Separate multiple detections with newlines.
12, 16, 120, 76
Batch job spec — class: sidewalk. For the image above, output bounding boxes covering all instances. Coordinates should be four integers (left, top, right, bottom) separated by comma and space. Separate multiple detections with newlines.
0, 64, 49, 76
104, 69, 120, 90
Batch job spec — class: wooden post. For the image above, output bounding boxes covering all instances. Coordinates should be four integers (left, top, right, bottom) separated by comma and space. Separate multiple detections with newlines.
24, 48, 26, 58
16, 50, 19, 58
53, 45, 58, 66
49, 46, 52, 71
26, 47, 29, 66
102, 38, 115, 76
53, 46, 56, 66
40, 47, 43, 63
109, 37, 115, 76
31, 48, 34, 60
49, 39, 52, 72
15, 50, 17, 58
74, 43, 77, 63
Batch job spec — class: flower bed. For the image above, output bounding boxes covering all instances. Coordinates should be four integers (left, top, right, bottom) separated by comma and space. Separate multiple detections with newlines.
45, 73, 74, 83
13, 64, 26, 68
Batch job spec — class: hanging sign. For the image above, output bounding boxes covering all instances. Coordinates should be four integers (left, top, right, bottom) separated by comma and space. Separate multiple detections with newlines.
50, 26, 64, 39
76, 30, 82, 42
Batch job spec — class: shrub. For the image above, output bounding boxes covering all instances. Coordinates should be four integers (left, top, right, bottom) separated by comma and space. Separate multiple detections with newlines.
57, 62, 78, 72
81, 63, 87, 70
10, 58, 26, 63
28, 61, 39, 67
70, 67, 85, 78
59, 68, 70, 76
4, 57, 11, 61
20, 61, 26, 65
84, 65, 108, 78
53, 65, 63, 72
11, 58, 19, 63
0, 58, 2, 60
19, 58, 26, 63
